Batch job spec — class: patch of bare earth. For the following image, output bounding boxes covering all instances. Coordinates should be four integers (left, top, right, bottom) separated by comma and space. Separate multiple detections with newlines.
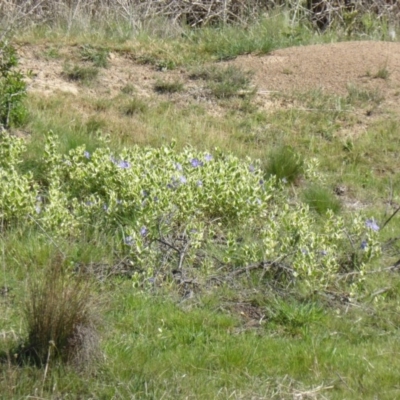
17, 41, 400, 120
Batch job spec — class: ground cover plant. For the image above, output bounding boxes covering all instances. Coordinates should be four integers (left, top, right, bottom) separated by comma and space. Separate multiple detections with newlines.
1, 2, 400, 399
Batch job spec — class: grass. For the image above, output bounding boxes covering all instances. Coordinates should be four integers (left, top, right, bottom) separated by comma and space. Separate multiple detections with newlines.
2, 6, 400, 399
63, 63, 99, 83
302, 184, 342, 215
153, 79, 184, 94
189, 64, 254, 99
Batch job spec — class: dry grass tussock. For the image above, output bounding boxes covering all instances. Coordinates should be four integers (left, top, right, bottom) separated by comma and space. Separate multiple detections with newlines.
19, 256, 102, 370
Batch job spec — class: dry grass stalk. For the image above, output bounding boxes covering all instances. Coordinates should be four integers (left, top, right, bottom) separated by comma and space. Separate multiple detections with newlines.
21, 256, 101, 369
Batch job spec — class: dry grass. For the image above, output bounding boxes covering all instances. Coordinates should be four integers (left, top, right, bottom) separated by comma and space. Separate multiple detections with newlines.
20, 256, 101, 369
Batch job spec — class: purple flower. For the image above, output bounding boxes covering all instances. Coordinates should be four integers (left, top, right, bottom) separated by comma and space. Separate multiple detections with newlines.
301, 248, 308, 255
361, 240, 368, 250
196, 180, 203, 187
249, 164, 255, 173
118, 160, 130, 169
365, 219, 379, 232
179, 175, 187, 184
204, 154, 213, 162
191, 158, 203, 168
142, 190, 149, 198
84, 151, 90, 159
320, 250, 327, 256
259, 179, 264, 185
124, 236, 134, 246
175, 163, 183, 171
140, 226, 148, 237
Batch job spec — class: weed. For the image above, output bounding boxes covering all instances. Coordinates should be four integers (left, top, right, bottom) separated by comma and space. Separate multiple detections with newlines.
63, 64, 99, 83
154, 79, 184, 94
302, 184, 341, 215
264, 146, 303, 184
80, 44, 109, 68
20, 257, 101, 368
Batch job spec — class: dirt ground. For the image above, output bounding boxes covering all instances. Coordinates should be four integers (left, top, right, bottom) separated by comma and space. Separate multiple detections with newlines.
17, 40, 400, 113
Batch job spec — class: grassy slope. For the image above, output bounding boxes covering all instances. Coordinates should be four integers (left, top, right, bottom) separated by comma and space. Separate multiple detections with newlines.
1, 12, 400, 399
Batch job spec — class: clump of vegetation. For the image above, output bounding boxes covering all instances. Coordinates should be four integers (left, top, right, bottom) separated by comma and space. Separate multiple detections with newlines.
190, 65, 254, 99
63, 64, 99, 83
302, 184, 341, 215
154, 79, 184, 94
346, 84, 384, 106
121, 97, 148, 115
21, 257, 100, 368
264, 145, 304, 184
0, 40, 28, 128
80, 44, 109, 68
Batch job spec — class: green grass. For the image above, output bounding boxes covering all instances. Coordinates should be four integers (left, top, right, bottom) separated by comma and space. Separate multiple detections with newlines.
63, 63, 99, 83
302, 184, 342, 215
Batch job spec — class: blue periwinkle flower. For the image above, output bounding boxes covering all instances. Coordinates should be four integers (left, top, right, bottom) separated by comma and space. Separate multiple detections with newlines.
124, 236, 134, 246
84, 151, 90, 159
118, 160, 130, 169
248, 164, 255, 173
365, 218, 379, 232
191, 158, 203, 168
179, 175, 187, 184
361, 240, 368, 250
204, 154, 213, 162
175, 163, 183, 171
196, 180, 203, 187
140, 226, 148, 237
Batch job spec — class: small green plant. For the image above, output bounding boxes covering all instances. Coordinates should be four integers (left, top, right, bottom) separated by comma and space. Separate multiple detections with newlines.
265, 146, 303, 184
190, 65, 254, 99
63, 64, 99, 83
153, 79, 184, 94
302, 184, 341, 215
80, 44, 109, 68
21, 257, 100, 367
0, 40, 28, 128
121, 97, 148, 115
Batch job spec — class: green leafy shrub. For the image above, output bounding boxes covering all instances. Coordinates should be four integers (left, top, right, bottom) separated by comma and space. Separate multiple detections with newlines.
0, 132, 382, 293
0, 40, 28, 128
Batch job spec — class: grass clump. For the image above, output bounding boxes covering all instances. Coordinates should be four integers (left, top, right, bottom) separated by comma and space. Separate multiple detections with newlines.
80, 44, 109, 68
63, 64, 99, 83
190, 65, 254, 99
302, 184, 341, 215
154, 79, 184, 94
346, 84, 384, 106
20, 257, 100, 368
121, 97, 148, 115
265, 145, 303, 184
